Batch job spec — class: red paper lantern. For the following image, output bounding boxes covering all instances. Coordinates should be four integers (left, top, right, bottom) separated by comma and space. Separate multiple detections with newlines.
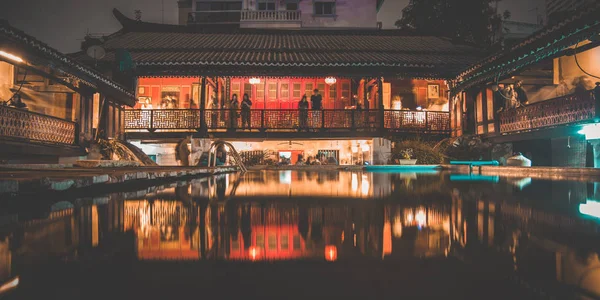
325, 245, 337, 262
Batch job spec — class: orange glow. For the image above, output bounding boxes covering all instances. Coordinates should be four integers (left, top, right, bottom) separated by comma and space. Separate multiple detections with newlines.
0, 50, 23, 63
325, 245, 337, 261
249, 246, 262, 261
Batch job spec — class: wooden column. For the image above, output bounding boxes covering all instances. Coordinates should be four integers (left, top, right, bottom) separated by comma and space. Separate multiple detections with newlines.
200, 76, 207, 132
363, 79, 368, 110
377, 77, 385, 131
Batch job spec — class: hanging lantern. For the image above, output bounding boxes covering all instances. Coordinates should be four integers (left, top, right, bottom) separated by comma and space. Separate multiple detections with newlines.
325, 245, 338, 261
249, 77, 261, 85
325, 77, 337, 86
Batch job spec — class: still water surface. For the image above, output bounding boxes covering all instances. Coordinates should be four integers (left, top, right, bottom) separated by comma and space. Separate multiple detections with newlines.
1, 171, 600, 299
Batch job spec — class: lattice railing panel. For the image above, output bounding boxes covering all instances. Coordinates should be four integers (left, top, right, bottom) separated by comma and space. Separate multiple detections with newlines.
0, 105, 76, 145
499, 92, 595, 133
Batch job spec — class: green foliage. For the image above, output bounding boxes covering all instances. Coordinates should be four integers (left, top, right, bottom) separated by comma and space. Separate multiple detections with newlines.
395, 0, 511, 46
443, 135, 492, 161
392, 140, 444, 164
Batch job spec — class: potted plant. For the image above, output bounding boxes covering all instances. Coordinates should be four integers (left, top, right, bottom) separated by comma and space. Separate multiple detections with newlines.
396, 148, 417, 165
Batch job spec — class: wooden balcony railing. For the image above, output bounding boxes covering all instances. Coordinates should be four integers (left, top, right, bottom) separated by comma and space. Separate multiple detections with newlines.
240, 10, 301, 22
499, 91, 596, 133
124, 109, 450, 134
0, 105, 77, 145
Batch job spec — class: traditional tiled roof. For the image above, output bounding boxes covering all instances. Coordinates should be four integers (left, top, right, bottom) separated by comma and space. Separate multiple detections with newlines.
73, 10, 485, 79
0, 19, 135, 106
454, 1, 600, 93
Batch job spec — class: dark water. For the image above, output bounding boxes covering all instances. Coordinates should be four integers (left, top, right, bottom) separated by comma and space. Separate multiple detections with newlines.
1, 171, 600, 299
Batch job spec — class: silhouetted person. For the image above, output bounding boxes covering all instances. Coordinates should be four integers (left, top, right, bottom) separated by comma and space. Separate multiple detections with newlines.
229, 94, 239, 131
514, 80, 528, 106
241, 93, 252, 130
298, 95, 309, 132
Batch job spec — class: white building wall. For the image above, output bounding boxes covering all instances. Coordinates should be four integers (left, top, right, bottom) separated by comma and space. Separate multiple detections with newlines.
298, 0, 378, 28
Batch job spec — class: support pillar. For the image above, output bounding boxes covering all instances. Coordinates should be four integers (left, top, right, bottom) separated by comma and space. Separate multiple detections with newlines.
377, 77, 385, 132
199, 76, 207, 133
589, 139, 600, 168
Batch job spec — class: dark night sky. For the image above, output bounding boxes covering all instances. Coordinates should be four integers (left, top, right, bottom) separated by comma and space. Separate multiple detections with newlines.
1, 0, 544, 53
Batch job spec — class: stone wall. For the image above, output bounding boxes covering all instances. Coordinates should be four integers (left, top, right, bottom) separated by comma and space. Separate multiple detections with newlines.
551, 135, 588, 167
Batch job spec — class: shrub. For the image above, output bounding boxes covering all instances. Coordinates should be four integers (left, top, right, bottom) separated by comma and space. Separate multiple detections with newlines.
392, 140, 444, 164
444, 135, 492, 161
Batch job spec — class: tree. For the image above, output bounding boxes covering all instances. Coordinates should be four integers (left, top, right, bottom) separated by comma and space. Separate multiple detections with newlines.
395, 0, 510, 46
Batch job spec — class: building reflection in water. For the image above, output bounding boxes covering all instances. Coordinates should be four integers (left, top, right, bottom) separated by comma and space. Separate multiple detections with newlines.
3, 172, 600, 298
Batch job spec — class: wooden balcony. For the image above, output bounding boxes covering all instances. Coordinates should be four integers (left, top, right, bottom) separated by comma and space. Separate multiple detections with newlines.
499, 91, 596, 133
240, 10, 301, 22
0, 105, 77, 146
124, 109, 450, 138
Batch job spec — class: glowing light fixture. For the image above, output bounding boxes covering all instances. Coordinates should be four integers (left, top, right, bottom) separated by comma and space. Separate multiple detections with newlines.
249, 246, 261, 261
578, 123, 600, 140
325, 245, 337, 261
0, 277, 19, 295
0, 50, 24, 63
325, 77, 337, 86
249, 77, 261, 85
415, 210, 426, 228
580, 200, 600, 219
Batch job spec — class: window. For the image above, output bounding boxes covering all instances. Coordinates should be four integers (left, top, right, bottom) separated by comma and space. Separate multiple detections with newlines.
305, 83, 314, 97
196, 1, 242, 11
314, 1, 335, 15
244, 83, 252, 99
256, 234, 264, 248
268, 234, 277, 250
281, 83, 289, 98
341, 82, 350, 99
268, 83, 277, 99
293, 83, 302, 98
232, 82, 241, 98
281, 234, 289, 250
317, 83, 325, 95
286, 3, 298, 10
232, 239, 240, 250
293, 235, 301, 250
258, 0, 276, 11
256, 83, 265, 99
329, 84, 337, 100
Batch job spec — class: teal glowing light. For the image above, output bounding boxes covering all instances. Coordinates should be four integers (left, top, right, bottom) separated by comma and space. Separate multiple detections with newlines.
579, 200, 600, 219
450, 174, 500, 183
578, 124, 600, 140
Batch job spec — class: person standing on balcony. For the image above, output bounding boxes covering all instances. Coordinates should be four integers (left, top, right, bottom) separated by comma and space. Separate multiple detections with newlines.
229, 94, 239, 131
298, 95, 309, 132
514, 80, 528, 106
241, 93, 252, 131
311, 89, 323, 131
209, 94, 219, 129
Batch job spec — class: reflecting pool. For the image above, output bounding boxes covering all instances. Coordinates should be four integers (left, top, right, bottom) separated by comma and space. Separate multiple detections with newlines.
2, 171, 600, 299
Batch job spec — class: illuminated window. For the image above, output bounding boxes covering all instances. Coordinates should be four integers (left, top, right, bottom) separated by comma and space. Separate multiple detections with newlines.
305, 83, 314, 97
268, 83, 277, 99
232, 239, 240, 250
232, 82, 241, 98
243, 83, 252, 99
341, 82, 350, 99
281, 83, 289, 98
256, 83, 265, 99
317, 83, 325, 94
268, 234, 277, 250
329, 84, 337, 100
256, 234, 264, 248
281, 234, 289, 250
293, 83, 301, 98
293, 235, 301, 250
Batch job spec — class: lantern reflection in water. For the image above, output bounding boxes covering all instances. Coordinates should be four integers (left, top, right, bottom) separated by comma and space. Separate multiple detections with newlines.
325, 245, 337, 261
